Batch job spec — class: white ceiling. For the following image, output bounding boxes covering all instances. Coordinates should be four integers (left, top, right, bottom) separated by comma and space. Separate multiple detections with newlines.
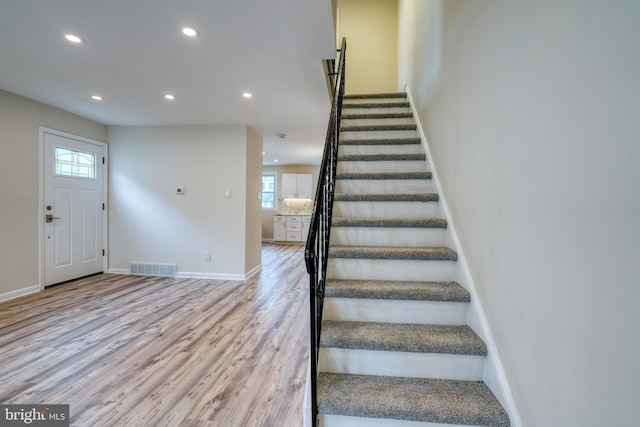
0, 0, 336, 165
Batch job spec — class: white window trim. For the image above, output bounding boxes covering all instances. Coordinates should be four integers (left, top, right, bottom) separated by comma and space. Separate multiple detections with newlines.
262, 172, 277, 211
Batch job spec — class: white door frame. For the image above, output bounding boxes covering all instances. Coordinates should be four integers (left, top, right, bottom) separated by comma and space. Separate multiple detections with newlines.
38, 127, 108, 289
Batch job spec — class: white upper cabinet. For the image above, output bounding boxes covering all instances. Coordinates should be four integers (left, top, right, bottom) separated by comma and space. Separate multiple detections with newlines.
281, 174, 313, 199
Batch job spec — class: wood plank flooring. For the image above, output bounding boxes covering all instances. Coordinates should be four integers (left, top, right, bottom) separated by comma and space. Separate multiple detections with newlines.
0, 243, 309, 427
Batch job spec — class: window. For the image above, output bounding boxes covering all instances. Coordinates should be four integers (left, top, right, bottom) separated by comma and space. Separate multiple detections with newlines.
262, 173, 276, 209
55, 146, 96, 179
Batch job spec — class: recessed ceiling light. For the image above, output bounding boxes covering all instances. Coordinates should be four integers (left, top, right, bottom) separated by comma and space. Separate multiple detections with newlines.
274, 159, 278, 163
277, 133, 286, 139
242, 92, 253, 99
262, 152, 266, 155
182, 27, 199, 37
91, 95, 103, 101
64, 33, 84, 44
164, 94, 176, 100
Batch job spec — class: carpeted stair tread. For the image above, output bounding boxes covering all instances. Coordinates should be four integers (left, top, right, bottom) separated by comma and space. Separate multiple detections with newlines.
337, 153, 426, 161
334, 193, 439, 202
317, 373, 510, 426
325, 279, 470, 302
341, 124, 417, 132
344, 93, 407, 99
341, 112, 414, 120
342, 102, 410, 109
332, 217, 447, 228
315, 91, 511, 426
336, 171, 432, 180
340, 137, 421, 145
321, 321, 486, 355
328, 245, 458, 261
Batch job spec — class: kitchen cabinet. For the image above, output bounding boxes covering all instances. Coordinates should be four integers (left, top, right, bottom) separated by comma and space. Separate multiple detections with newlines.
284, 215, 302, 241
281, 174, 313, 199
301, 215, 311, 241
273, 215, 312, 242
273, 216, 287, 241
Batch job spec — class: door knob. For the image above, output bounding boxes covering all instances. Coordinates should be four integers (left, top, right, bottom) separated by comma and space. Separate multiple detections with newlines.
45, 214, 61, 223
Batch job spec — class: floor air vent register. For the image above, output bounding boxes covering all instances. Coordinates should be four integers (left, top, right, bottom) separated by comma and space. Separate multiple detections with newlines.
129, 263, 177, 277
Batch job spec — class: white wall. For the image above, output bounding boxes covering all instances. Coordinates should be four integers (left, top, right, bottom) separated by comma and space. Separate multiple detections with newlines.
0, 89, 107, 298
108, 125, 262, 278
398, 1, 640, 426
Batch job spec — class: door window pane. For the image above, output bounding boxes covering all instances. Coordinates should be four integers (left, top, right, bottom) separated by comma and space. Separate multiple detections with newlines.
55, 147, 96, 179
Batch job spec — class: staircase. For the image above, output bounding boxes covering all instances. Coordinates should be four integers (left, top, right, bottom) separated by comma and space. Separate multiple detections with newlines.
315, 93, 510, 427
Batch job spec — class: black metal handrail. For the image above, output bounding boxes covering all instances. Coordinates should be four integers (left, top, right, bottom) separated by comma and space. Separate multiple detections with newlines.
304, 37, 346, 427
322, 58, 337, 100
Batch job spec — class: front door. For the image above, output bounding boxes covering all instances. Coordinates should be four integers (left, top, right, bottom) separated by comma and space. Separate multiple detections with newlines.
43, 131, 105, 286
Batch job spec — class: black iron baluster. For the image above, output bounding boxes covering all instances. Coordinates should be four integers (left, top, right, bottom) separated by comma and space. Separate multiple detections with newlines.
304, 37, 346, 427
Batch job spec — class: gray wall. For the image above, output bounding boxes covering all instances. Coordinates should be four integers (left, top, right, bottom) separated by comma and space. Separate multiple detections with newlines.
398, 1, 640, 425
108, 125, 262, 278
245, 126, 264, 271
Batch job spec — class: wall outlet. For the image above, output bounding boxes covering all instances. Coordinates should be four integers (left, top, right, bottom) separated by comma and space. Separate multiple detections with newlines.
204, 251, 211, 261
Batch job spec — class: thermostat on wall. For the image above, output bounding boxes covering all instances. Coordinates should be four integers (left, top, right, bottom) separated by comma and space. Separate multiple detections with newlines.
176, 187, 185, 194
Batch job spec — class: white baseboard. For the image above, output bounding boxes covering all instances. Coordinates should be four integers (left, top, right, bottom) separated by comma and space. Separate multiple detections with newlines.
108, 265, 263, 281
0, 285, 41, 303
406, 86, 522, 427
176, 272, 244, 280
303, 360, 312, 427
244, 263, 262, 279
178, 264, 262, 281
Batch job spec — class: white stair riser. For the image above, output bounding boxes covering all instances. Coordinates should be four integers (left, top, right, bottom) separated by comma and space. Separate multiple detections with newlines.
323, 298, 468, 325
338, 144, 423, 156
342, 106, 411, 115
343, 98, 407, 105
319, 348, 484, 381
340, 130, 418, 140
341, 117, 415, 126
336, 179, 434, 194
330, 227, 447, 247
327, 259, 456, 282
320, 414, 487, 427
337, 160, 428, 173
332, 201, 441, 219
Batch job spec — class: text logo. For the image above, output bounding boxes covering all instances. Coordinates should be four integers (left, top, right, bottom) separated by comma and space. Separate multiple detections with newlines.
1, 405, 69, 427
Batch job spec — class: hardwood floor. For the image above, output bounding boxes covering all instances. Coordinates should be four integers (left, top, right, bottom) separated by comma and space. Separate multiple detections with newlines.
0, 243, 310, 427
